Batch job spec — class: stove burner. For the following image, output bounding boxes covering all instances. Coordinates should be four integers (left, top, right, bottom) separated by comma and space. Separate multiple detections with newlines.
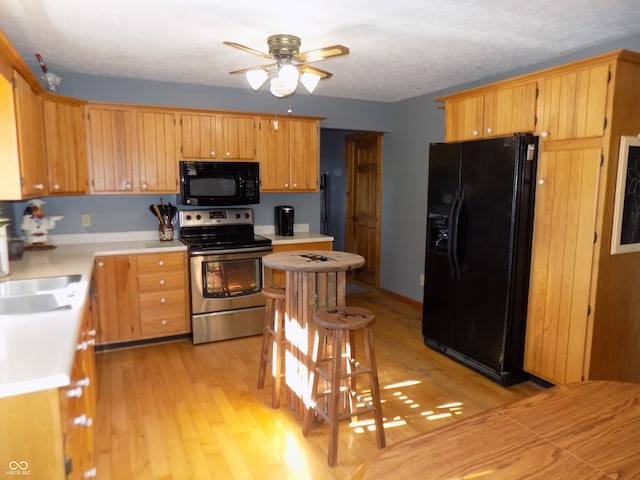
179, 207, 272, 252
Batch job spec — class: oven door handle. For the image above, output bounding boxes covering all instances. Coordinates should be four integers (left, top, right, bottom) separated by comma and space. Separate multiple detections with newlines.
189, 246, 273, 256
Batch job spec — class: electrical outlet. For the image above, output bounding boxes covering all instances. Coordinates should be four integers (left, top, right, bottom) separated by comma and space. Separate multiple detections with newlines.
419, 274, 425, 286
81, 214, 91, 227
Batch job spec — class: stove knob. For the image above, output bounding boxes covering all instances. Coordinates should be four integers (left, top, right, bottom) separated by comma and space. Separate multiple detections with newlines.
196, 214, 202, 220
244, 213, 250, 219
185, 214, 192, 221
235, 213, 241, 219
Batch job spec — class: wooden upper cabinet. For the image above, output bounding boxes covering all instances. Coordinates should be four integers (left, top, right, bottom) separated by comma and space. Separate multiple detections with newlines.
42, 94, 88, 195
443, 82, 537, 142
537, 63, 610, 141
180, 112, 219, 159
136, 110, 180, 193
259, 117, 290, 191
87, 106, 135, 193
13, 70, 47, 197
290, 119, 320, 190
258, 117, 320, 192
180, 112, 257, 160
220, 115, 256, 160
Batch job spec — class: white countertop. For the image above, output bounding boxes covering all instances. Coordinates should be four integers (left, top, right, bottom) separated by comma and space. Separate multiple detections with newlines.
0, 238, 186, 399
0, 229, 332, 399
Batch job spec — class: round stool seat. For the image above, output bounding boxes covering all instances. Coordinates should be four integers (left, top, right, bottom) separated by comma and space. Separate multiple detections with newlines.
313, 306, 375, 330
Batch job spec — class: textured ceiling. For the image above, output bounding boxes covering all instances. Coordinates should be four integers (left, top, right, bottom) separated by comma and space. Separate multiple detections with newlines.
2, 0, 640, 102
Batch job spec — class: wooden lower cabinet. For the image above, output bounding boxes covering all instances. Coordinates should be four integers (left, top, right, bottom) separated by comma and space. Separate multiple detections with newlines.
94, 251, 190, 345
267, 241, 333, 286
0, 302, 97, 479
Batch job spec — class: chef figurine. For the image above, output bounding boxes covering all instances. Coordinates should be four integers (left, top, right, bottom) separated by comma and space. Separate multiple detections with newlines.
21, 199, 64, 246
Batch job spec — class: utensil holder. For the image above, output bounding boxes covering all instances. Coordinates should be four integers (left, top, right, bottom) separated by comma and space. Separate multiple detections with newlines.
158, 223, 174, 241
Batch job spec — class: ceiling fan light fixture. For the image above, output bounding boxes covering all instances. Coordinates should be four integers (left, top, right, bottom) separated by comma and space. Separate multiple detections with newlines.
278, 63, 299, 90
246, 69, 268, 90
269, 77, 292, 97
300, 72, 321, 94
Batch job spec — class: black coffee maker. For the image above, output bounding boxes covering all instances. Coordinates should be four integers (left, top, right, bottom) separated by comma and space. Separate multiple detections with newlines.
274, 205, 295, 236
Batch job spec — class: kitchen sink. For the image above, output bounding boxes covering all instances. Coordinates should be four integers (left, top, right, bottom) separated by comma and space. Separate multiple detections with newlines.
0, 275, 82, 315
0, 294, 73, 315
0, 274, 82, 297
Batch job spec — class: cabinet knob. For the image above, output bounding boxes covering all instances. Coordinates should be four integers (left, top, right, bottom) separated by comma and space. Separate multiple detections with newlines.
87, 329, 97, 338
284, 183, 289, 188
83, 468, 97, 478
225, 151, 231, 157
73, 414, 93, 427
472, 130, 480, 136
293, 183, 298, 188
141, 183, 148, 190
76, 341, 89, 351
161, 319, 167, 325
160, 297, 166, 304
486, 127, 494, 134
538, 178, 546, 185
210, 151, 216, 157
159, 279, 166, 286
541, 131, 549, 138
52, 183, 60, 190
66, 387, 83, 398
75, 377, 91, 388
34, 183, 44, 190
158, 260, 165, 266
125, 182, 132, 190
97, 262, 104, 267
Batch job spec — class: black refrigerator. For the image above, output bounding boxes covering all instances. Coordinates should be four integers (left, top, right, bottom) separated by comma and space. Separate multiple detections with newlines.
422, 133, 538, 385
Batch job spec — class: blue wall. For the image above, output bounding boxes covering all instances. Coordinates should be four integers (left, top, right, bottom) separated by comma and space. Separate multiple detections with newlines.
6, 32, 640, 302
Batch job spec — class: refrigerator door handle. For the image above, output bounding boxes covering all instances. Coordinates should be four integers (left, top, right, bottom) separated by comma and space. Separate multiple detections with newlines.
447, 192, 459, 279
451, 189, 464, 279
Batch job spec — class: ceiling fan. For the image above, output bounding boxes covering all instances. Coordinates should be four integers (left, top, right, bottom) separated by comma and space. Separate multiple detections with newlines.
223, 34, 349, 97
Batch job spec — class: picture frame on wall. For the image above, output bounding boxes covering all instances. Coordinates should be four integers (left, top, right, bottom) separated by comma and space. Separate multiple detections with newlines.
611, 135, 640, 255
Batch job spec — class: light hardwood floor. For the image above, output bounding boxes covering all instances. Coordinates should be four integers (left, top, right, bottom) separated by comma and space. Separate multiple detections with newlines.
94, 286, 543, 479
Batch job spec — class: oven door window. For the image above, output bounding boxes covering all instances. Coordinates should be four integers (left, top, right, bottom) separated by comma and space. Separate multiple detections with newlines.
202, 258, 262, 297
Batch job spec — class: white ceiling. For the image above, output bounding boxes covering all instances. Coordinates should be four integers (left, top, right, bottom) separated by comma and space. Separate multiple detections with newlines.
2, 0, 640, 102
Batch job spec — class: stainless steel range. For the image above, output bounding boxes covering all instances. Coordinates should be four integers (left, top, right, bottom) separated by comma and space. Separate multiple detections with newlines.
179, 208, 272, 344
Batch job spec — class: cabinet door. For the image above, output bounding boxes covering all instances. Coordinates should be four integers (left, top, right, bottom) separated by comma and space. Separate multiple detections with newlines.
87, 107, 135, 192
220, 115, 256, 160
483, 82, 537, 138
42, 97, 88, 194
136, 110, 179, 192
13, 70, 47, 197
538, 64, 609, 141
259, 117, 291, 191
524, 147, 601, 384
94, 256, 139, 343
290, 119, 320, 191
180, 113, 220, 159
444, 95, 484, 142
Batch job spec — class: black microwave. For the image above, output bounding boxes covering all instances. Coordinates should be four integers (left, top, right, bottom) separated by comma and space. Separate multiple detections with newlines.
179, 161, 260, 206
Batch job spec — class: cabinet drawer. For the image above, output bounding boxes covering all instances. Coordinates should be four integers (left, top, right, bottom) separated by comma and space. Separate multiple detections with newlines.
136, 252, 185, 272
138, 270, 185, 292
140, 310, 188, 337
138, 289, 187, 310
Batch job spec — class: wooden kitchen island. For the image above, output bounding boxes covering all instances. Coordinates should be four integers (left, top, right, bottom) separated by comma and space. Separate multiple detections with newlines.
262, 250, 365, 415
353, 381, 640, 479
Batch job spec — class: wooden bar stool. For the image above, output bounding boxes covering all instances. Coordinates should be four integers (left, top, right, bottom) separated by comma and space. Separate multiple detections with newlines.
257, 285, 286, 408
303, 306, 385, 467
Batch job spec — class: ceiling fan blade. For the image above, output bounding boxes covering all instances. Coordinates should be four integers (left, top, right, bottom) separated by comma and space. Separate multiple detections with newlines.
229, 64, 275, 75
223, 41, 273, 59
298, 64, 333, 79
295, 45, 349, 63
